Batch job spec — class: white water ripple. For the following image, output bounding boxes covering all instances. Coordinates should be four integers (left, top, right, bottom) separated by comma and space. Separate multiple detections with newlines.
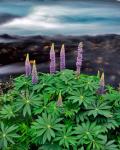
0, 1, 120, 35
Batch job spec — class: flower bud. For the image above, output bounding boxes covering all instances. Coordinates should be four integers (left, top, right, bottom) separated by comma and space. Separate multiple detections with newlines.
25, 53, 31, 77
60, 44, 66, 71
50, 43, 56, 74
32, 60, 38, 84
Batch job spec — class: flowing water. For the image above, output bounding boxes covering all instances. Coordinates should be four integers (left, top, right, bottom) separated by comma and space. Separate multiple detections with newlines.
0, 0, 120, 35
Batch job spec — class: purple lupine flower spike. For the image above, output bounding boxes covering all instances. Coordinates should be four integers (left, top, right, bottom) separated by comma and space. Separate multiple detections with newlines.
97, 72, 106, 94
32, 60, 38, 84
76, 42, 83, 75
50, 43, 56, 74
60, 44, 66, 71
25, 53, 31, 77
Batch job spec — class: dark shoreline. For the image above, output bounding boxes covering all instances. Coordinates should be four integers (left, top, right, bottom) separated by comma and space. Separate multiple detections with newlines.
0, 34, 120, 86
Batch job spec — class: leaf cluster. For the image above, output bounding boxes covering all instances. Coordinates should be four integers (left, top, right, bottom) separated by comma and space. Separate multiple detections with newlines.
0, 69, 120, 149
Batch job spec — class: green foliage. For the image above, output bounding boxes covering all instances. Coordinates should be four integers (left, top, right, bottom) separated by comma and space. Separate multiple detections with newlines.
86, 101, 112, 118
0, 105, 15, 119
74, 121, 105, 149
0, 122, 19, 148
104, 139, 118, 150
0, 69, 120, 149
67, 89, 95, 107
39, 143, 62, 150
14, 89, 41, 117
55, 126, 76, 148
31, 113, 63, 144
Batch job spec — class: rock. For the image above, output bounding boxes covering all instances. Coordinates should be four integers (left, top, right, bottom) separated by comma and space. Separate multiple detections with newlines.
0, 34, 120, 87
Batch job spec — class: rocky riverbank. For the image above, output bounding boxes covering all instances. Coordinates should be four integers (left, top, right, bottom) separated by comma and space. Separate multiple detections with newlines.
0, 34, 120, 86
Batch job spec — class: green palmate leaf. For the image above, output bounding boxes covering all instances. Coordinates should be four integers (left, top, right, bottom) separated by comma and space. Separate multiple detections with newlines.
14, 75, 31, 90
33, 101, 63, 117
63, 102, 79, 118
114, 107, 120, 125
33, 93, 51, 115
85, 135, 105, 150
64, 119, 74, 129
73, 146, 85, 150
102, 118, 119, 131
104, 140, 119, 150
47, 102, 63, 117
117, 136, 120, 149
0, 122, 19, 149
101, 136, 119, 150
58, 70, 75, 83
87, 101, 112, 118
77, 75, 99, 93
78, 147, 85, 150
33, 73, 55, 92
95, 115, 108, 124
103, 91, 120, 107
76, 111, 89, 123
9, 143, 30, 150
55, 126, 76, 148
39, 143, 62, 150
0, 105, 15, 119
44, 86, 58, 96
106, 85, 115, 94
18, 123, 30, 143
30, 129, 43, 145
67, 89, 95, 108
74, 121, 105, 145
33, 103, 49, 115
55, 80, 75, 95
54, 70, 79, 94
37, 73, 58, 95
57, 69, 75, 85
40, 73, 56, 85
54, 80, 76, 95
0, 91, 15, 104
14, 89, 42, 117
31, 113, 63, 144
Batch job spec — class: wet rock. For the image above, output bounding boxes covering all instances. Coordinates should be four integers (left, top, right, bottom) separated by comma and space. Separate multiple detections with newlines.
0, 34, 120, 86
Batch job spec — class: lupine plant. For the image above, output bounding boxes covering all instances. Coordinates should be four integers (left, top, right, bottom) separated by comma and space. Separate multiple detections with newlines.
100, 72, 105, 92
50, 43, 56, 74
32, 60, 38, 84
60, 44, 66, 71
25, 54, 31, 77
76, 42, 83, 75
0, 43, 120, 150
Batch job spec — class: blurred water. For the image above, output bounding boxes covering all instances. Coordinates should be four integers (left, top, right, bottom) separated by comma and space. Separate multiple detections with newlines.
0, 0, 120, 35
